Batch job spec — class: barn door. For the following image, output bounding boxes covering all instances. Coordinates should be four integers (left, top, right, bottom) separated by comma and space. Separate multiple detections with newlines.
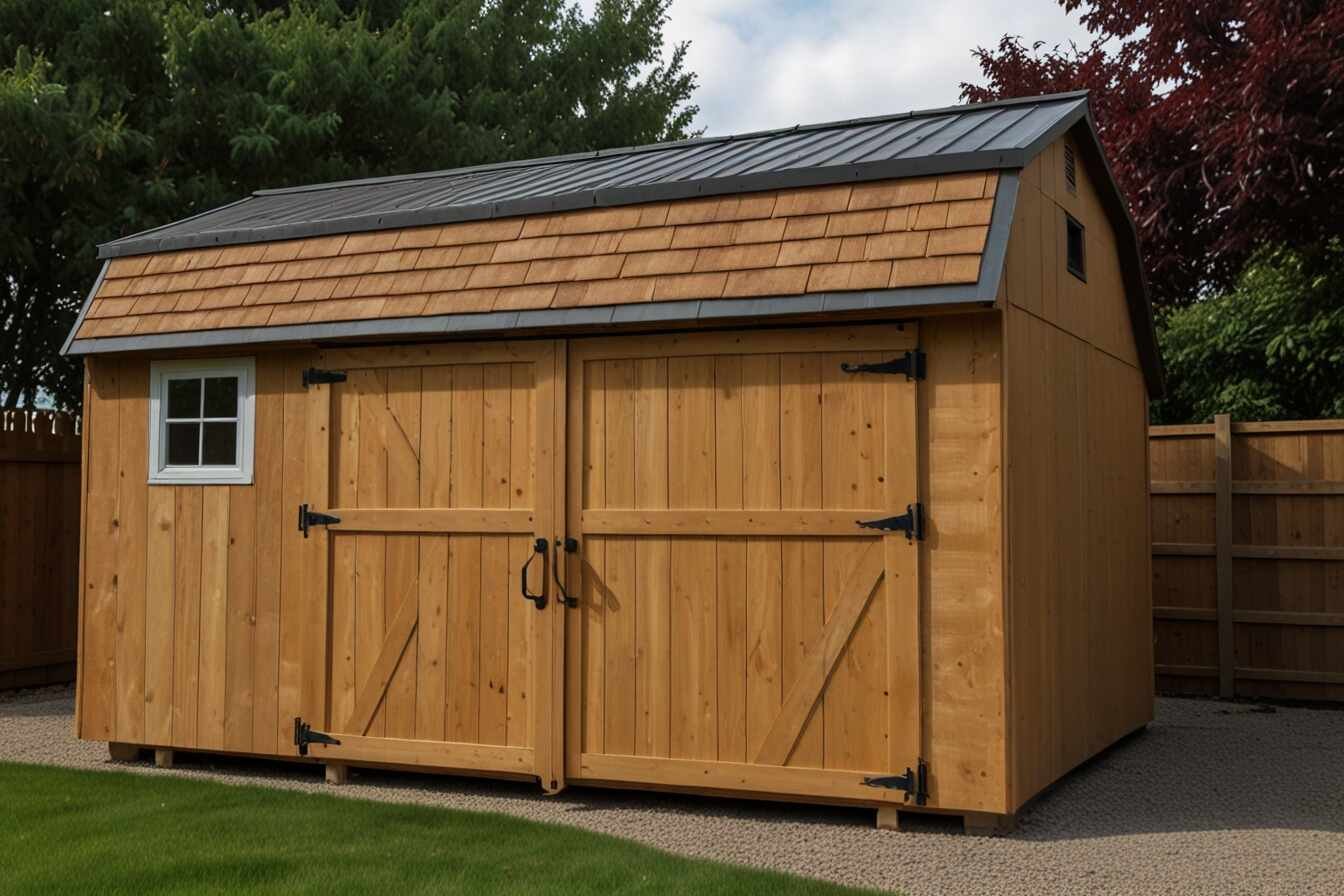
564, 325, 924, 806
295, 340, 567, 792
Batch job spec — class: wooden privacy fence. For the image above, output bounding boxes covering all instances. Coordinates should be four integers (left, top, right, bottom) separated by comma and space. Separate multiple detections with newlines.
0, 411, 81, 689
1150, 415, 1344, 702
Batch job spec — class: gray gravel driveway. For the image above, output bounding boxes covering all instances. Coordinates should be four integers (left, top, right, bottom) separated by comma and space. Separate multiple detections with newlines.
2, 688, 1340, 895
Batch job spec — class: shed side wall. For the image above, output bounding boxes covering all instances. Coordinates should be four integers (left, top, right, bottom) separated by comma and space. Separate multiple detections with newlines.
1001, 135, 1154, 811
77, 352, 310, 753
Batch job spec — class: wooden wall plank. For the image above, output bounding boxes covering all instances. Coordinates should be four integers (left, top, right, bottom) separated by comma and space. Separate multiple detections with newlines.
506, 363, 535, 748
668, 355, 717, 760
82, 359, 121, 741
448, 364, 484, 742
779, 353, 825, 767
742, 354, 782, 760
145, 488, 175, 744
580, 362, 606, 755
115, 361, 148, 744
354, 370, 388, 737
277, 357, 308, 747
224, 483, 256, 752
197, 487, 230, 750
713, 355, 747, 764
252, 358, 284, 754
479, 364, 511, 746
300, 368, 331, 727
171, 487, 202, 747
602, 360, 638, 756
417, 365, 452, 741
385, 366, 422, 740
633, 357, 670, 758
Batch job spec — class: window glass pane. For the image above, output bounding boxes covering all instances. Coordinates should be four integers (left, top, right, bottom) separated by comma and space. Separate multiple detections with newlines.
167, 422, 200, 466
1066, 215, 1086, 280
167, 378, 202, 419
202, 421, 238, 465
203, 376, 239, 418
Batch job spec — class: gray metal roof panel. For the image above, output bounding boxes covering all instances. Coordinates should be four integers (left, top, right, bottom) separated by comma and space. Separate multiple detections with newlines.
98, 92, 1091, 259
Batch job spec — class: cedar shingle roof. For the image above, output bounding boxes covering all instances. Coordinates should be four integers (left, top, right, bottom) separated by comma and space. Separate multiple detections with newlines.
77, 174, 998, 340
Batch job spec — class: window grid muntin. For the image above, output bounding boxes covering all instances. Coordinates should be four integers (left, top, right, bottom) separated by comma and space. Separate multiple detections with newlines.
163, 374, 241, 467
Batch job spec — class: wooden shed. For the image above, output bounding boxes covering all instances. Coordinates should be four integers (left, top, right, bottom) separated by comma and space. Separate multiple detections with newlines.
65, 91, 1159, 831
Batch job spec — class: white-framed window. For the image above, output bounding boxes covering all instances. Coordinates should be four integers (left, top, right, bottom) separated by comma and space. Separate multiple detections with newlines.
148, 358, 256, 485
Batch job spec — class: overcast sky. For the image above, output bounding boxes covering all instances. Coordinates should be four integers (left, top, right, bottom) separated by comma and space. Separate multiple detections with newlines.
595, 0, 1095, 136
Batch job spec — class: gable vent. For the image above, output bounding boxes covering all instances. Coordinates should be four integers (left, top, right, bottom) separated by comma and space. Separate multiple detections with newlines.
1064, 144, 1077, 194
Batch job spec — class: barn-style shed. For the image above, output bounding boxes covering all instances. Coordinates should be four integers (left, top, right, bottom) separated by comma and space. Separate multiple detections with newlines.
66, 91, 1158, 832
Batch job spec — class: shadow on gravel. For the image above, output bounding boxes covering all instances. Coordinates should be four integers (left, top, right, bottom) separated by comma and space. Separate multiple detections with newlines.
1015, 698, 1344, 840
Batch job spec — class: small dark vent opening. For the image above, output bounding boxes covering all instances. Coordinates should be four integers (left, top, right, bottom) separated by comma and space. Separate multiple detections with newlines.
1066, 214, 1086, 281
1064, 144, 1077, 194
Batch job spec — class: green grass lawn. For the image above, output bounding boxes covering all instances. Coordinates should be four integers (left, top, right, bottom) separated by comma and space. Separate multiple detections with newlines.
0, 761, 873, 895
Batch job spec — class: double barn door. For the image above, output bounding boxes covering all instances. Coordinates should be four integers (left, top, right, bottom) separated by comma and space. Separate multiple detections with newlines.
299, 325, 922, 806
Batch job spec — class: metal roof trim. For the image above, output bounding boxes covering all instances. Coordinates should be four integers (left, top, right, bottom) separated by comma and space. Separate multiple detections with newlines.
61, 259, 109, 358
63, 282, 999, 357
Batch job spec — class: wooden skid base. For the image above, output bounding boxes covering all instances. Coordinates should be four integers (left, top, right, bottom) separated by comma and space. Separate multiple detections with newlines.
876, 807, 1017, 836
154, 749, 175, 769
325, 762, 349, 786
107, 742, 143, 762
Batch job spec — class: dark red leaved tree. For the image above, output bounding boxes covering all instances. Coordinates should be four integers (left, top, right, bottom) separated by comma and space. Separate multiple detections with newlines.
962, 1, 1344, 308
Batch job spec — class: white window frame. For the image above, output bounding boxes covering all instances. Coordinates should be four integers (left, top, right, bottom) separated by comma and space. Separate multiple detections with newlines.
148, 358, 256, 485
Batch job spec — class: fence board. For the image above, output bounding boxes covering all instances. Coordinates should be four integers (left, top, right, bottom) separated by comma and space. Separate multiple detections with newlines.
0, 411, 81, 689
1151, 417, 1344, 702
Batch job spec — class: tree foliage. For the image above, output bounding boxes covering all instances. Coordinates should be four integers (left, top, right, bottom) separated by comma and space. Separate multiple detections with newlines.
0, 0, 698, 410
962, 1, 1344, 310
1152, 240, 1344, 425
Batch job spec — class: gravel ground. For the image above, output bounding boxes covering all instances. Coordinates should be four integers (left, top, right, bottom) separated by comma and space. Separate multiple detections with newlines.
2, 687, 1341, 896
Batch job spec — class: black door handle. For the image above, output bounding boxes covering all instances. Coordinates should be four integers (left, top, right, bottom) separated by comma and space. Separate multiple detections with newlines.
521, 537, 547, 609
552, 537, 579, 608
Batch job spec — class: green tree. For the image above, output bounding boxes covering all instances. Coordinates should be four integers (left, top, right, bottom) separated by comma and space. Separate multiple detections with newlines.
1152, 240, 1344, 424
0, 0, 697, 410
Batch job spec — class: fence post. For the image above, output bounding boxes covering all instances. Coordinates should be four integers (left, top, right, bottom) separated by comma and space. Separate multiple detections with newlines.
1214, 413, 1234, 698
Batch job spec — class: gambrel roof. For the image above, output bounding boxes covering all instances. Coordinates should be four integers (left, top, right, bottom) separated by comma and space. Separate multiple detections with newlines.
65, 91, 1160, 394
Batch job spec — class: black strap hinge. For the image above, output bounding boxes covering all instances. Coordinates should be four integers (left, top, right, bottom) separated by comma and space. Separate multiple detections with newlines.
840, 349, 925, 381
863, 758, 929, 805
293, 717, 341, 756
302, 368, 347, 388
298, 503, 341, 538
856, 503, 925, 542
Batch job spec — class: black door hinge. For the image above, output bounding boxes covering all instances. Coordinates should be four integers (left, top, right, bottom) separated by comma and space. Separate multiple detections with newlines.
863, 758, 929, 805
840, 349, 926, 381
298, 503, 341, 538
857, 503, 925, 542
302, 368, 347, 388
293, 717, 341, 756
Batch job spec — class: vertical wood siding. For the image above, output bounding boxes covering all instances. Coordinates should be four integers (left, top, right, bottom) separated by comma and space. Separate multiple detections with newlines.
78, 353, 310, 755
1000, 136, 1154, 811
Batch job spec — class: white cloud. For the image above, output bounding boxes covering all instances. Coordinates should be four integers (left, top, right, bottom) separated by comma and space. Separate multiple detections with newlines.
620, 0, 1096, 135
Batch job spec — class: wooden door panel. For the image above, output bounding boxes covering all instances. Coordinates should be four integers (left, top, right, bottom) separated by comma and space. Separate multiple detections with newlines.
566, 325, 922, 804
304, 341, 562, 786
